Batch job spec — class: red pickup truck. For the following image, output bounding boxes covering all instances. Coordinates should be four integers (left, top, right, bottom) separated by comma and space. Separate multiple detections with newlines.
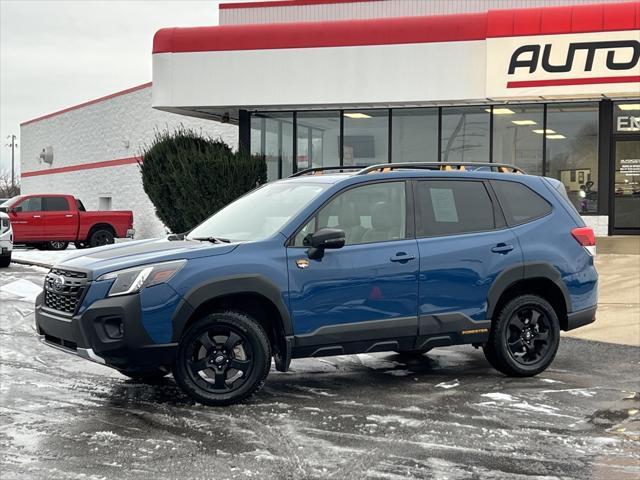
0, 194, 134, 250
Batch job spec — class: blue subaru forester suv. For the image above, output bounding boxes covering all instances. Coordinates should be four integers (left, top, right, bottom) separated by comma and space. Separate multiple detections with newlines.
35, 163, 598, 406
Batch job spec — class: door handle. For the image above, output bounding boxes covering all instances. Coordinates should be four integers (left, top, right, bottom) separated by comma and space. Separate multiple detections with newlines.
390, 252, 416, 263
65, 214, 73, 218
32, 215, 41, 218
491, 243, 514, 254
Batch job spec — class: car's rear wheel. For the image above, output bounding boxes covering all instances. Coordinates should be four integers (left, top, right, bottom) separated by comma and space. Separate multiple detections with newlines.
48, 241, 69, 250
74, 241, 89, 249
89, 229, 114, 248
0, 253, 10, 268
483, 294, 560, 377
173, 311, 271, 406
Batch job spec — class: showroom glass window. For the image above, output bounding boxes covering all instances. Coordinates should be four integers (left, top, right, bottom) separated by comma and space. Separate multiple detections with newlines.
492, 105, 543, 175
392, 108, 439, 163
441, 106, 490, 163
546, 103, 599, 213
296, 111, 341, 171
251, 113, 294, 181
343, 110, 389, 166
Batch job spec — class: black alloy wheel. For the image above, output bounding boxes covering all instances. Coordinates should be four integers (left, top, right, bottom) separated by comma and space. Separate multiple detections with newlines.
89, 229, 114, 247
506, 307, 552, 365
173, 311, 271, 406
483, 294, 560, 377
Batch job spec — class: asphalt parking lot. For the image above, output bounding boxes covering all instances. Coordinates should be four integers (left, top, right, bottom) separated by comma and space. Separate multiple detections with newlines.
1, 263, 639, 480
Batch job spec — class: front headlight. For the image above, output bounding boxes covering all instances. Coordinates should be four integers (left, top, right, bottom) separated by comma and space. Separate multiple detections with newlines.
97, 260, 187, 297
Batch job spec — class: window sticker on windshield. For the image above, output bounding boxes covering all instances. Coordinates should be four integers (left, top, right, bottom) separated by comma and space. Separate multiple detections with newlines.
430, 188, 458, 223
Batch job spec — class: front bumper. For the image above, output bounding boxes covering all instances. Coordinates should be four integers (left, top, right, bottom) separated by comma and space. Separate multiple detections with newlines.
35, 292, 177, 370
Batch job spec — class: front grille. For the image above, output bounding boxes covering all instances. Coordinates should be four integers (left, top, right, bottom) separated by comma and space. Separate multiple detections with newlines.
50, 268, 87, 279
44, 268, 88, 315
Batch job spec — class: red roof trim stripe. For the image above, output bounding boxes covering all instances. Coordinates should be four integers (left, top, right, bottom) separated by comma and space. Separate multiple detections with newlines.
507, 75, 640, 88
220, 0, 381, 9
155, 2, 640, 54
21, 157, 140, 178
21, 82, 152, 127
153, 13, 487, 53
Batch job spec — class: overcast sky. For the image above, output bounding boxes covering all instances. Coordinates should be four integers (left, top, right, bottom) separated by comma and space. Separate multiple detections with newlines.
0, 0, 267, 176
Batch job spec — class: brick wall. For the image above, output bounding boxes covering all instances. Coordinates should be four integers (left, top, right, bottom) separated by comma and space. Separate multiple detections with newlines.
20, 85, 238, 239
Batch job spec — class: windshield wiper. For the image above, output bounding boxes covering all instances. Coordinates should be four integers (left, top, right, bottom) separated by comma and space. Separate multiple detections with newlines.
191, 236, 231, 244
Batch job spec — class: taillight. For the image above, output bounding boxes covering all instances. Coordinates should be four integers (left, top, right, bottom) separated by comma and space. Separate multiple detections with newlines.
571, 227, 596, 256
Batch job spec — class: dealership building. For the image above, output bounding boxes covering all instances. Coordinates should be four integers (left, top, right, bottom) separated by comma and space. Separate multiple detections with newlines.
22, 0, 640, 237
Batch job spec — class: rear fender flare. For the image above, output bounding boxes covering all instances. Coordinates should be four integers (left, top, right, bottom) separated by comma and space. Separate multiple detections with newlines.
487, 262, 571, 320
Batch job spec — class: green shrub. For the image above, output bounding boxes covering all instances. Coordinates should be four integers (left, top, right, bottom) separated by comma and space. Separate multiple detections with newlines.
139, 127, 266, 234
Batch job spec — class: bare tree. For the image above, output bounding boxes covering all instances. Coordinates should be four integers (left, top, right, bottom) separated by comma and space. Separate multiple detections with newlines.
0, 169, 20, 198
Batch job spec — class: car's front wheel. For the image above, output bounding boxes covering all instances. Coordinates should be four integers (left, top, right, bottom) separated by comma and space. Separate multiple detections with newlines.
483, 294, 560, 377
173, 311, 271, 406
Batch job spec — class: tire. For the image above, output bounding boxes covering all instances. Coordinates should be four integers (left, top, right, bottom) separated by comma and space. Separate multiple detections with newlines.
119, 367, 170, 383
483, 294, 560, 377
173, 310, 271, 406
89, 228, 114, 248
0, 253, 10, 268
48, 241, 69, 251
74, 241, 88, 249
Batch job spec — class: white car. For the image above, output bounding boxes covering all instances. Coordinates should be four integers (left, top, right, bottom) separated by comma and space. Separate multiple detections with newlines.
0, 211, 13, 268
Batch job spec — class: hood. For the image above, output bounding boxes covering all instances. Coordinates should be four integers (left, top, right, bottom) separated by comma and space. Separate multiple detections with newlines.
57, 238, 238, 278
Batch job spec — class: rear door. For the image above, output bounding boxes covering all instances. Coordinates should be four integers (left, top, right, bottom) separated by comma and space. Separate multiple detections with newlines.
414, 179, 522, 349
10, 196, 45, 241
43, 196, 77, 240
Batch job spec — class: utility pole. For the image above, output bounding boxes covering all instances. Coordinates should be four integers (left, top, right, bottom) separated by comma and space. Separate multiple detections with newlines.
6, 134, 17, 189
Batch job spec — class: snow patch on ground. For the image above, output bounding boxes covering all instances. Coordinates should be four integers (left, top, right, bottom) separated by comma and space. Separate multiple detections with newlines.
366, 415, 423, 428
481, 392, 516, 402
436, 379, 460, 389
0, 279, 42, 302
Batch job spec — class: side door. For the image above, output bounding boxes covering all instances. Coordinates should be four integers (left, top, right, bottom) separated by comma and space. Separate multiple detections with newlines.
43, 196, 77, 240
10, 196, 44, 241
287, 180, 420, 356
414, 179, 522, 349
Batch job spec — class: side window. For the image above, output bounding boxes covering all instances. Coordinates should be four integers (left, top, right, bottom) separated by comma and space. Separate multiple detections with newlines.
44, 197, 70, 212
491, 180, 552, 226
416, 180, 494, 237
293, 182, 407, 246
17, 197, 43, 212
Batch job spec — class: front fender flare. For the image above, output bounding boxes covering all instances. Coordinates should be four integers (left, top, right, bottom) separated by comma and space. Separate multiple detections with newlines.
170, 274, 293, 343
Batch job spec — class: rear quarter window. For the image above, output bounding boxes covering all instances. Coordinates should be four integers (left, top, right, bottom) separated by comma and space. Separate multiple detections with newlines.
491, 180, 552, 226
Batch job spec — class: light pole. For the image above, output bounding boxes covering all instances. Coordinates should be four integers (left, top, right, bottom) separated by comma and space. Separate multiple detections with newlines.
5, 134, 17, 189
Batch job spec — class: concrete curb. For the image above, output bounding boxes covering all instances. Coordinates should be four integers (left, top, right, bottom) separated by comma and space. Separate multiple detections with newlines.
11, 258, 53, 269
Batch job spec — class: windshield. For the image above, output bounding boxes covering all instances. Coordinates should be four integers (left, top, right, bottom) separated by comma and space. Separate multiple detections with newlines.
187, 182, 329, 242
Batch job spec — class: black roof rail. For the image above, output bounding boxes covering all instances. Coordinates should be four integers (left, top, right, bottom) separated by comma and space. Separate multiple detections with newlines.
357, 162, 526, 175
289, 165, 368, 177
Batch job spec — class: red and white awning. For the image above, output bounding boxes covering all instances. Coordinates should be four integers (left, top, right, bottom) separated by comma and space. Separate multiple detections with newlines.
152, 1, 640, 117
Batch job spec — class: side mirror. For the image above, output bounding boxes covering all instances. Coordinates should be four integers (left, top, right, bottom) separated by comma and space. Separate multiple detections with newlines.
308, 228, 345, 260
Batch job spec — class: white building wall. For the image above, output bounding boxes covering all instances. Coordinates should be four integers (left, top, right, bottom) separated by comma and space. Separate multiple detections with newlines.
20, 85, 238, 239
220, 0, 635, 25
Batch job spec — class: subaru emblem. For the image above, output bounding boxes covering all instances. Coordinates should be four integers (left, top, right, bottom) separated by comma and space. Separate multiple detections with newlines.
52, 275, 65, 291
